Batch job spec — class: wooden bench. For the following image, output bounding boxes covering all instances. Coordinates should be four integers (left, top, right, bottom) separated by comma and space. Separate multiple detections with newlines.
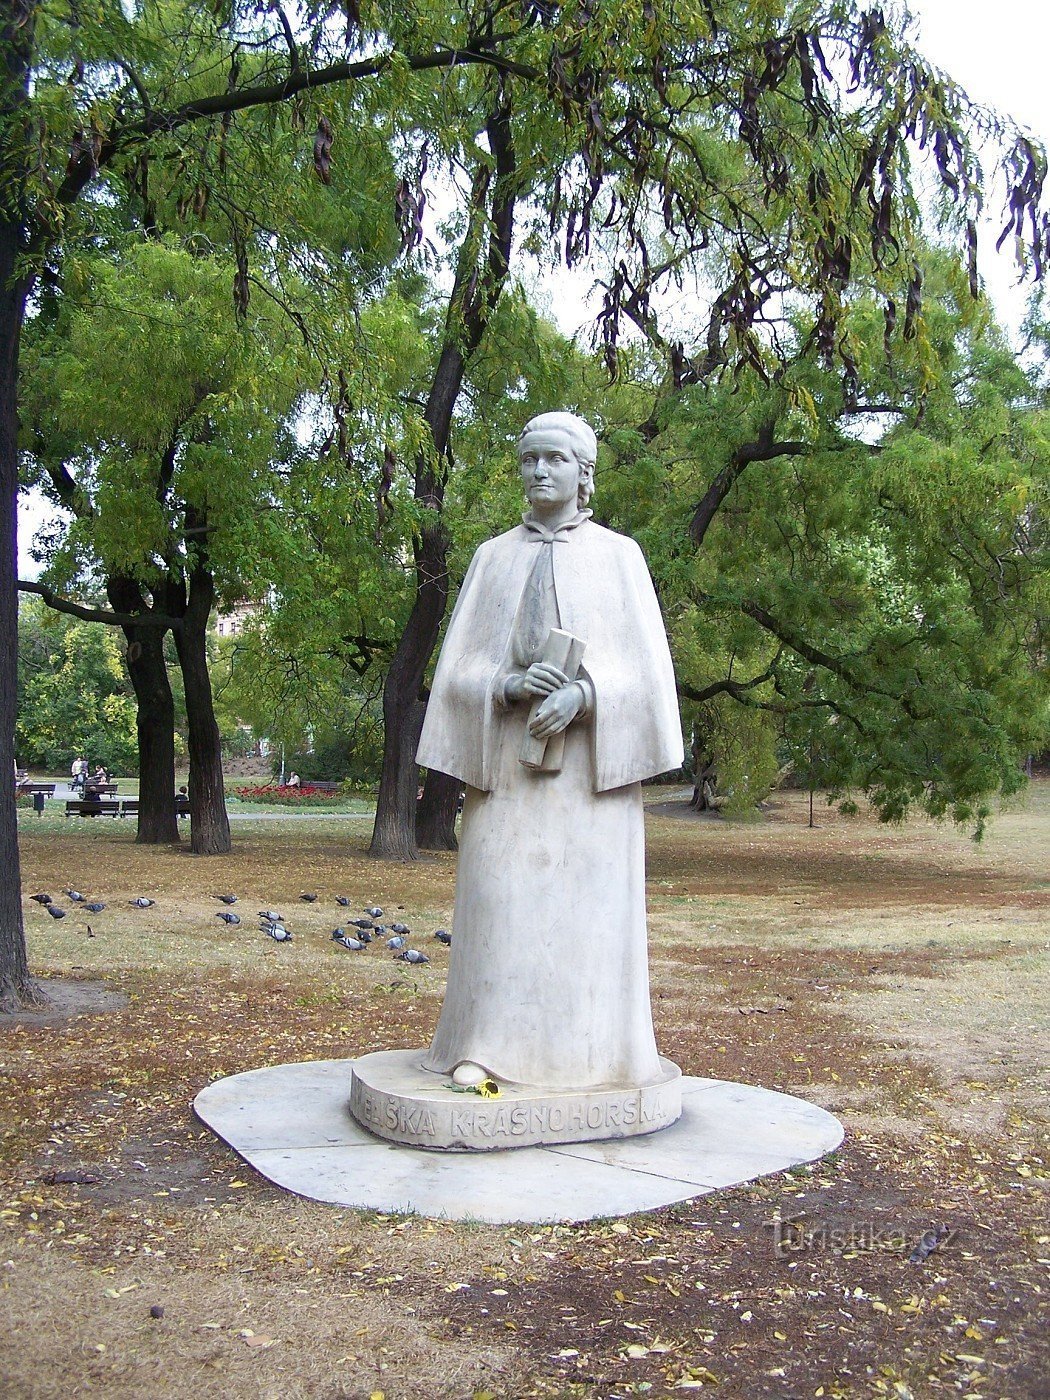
23, 783, 57, 797
115, 799, 191, 819
304, 780, 341, 794
65, 799, 122, 818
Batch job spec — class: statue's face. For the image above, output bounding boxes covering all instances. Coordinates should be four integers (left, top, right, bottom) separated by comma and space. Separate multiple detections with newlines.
519, 426, 582, 510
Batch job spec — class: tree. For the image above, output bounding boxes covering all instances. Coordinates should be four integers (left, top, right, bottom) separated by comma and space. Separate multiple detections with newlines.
16, 597, 137, 772
2, 1, 1048, 1005
620, 259, 1050, 832
2, 1, 42, 1007
21, 240, 310, 852
1, 0, 527, 1002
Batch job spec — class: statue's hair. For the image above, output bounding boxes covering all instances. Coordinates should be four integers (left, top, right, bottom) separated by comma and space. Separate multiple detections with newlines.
518, 411, 597, 507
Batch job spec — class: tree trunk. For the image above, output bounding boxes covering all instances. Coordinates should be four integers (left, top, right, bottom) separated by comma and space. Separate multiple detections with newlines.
689, 727, 720, 812
368, 348, 462, 860
416, 765, 461, 851
174, 565, 230, 855
371, 693, 426, 861
108, 578, 180, 843
369, 96, 518, 860
0, 6, 45, 1010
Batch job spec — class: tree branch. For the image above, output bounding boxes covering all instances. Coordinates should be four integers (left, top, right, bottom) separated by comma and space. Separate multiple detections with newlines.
29, 445, 95, 521
18, 579, 182, 629
271, 6, 301, 74
738, 598, 922, 719
54, 46, 540, 213
678, 662, 777, 704
690, 423, 809, 547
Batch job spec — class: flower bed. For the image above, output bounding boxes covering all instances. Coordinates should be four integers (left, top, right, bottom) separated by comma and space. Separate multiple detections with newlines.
230, 784, 346, 807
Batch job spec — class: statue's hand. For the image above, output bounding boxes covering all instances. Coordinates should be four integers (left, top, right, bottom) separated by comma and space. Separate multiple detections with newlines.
503, 672, 529, 704
529, 682, 583, 739
513, 662, 570, 700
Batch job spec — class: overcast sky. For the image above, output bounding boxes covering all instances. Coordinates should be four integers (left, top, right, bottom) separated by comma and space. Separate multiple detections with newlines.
908, 0, 1049, 323
908, 0, 1048, 143
17, 3, 1050, 576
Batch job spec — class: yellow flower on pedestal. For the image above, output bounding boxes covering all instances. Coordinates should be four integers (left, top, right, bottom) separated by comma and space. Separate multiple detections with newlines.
476, 1079, 501, 1098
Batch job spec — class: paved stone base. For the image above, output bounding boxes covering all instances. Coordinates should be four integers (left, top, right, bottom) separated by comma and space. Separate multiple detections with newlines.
349, 1049, 682, 1149
194, 1059, 844, 1224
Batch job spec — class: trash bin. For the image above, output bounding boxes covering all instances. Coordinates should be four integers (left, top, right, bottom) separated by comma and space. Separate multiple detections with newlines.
33, 791, 45, 814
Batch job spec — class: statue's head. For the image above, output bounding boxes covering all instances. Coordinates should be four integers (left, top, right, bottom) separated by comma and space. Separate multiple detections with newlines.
517, 411, 597, 508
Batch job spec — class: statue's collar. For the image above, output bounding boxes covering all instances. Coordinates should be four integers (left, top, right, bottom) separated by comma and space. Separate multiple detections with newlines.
521, 510, 592, 543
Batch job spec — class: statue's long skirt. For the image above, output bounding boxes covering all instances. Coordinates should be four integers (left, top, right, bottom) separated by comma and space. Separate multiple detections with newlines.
422, 703, 664, 1090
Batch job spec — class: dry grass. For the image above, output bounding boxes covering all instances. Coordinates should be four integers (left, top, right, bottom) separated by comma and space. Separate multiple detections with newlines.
2, 784, 1047, 1398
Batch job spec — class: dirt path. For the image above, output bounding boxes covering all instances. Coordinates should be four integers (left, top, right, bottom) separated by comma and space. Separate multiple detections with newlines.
1, 786, 1046, 1397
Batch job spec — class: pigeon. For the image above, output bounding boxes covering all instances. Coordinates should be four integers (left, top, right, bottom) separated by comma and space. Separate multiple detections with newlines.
335, 896, 351, 907
84, 902, 106, 913
214, 894, 238, 905
46, 905, 67, 920
397, 948, 429, 965
350, 918, 374, 930
299, 893, 318, 903
258, 910, 282, 923
386, 935, 407, 950
389, 922, 410, 935
355, 928, 373, 944
365, 906, 383, 919
266, 923, 292, 942
332, 925, 371, 945
130, 898, 155, 908
215, 912, 241, 925
433, 928, 452, 945
30, 893, 52, 905
334, 935, 366, 951
65, 889, 86, 902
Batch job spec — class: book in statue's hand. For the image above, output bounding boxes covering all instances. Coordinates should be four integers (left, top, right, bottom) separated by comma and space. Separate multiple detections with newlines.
520, 627, 586, 773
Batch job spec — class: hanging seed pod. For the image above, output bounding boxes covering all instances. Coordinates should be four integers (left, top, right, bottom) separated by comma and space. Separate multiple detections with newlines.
233, 234, 249, 320
314, 115, 333, 185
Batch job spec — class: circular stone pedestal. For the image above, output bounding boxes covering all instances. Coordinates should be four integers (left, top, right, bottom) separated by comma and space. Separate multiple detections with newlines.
349, 1049, 682, 1150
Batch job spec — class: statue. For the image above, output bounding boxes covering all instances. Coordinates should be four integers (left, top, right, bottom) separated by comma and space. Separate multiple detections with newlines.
349, 412, 685, 1149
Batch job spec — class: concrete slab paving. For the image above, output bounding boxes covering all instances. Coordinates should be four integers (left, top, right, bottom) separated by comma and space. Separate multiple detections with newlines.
550, 1079, 842, 1189
194, 1059, 844, 1224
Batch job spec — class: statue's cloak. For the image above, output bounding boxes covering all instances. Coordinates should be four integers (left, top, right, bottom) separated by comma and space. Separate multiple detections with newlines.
417, 519, 683, 790
416, 518, 683, 1091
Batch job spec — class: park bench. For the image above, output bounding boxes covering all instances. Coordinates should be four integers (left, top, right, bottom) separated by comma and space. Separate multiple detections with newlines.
23, 783, 56, 797
116, 799, 190, 818
65, 799, 122, 818
305, 780, 341, 793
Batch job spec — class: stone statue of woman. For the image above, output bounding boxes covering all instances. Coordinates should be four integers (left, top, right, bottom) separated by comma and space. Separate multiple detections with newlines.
416, 412, 683, 1096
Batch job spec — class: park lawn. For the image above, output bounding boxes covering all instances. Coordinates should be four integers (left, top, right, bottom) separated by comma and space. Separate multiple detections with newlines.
0, 786, 1046, 1398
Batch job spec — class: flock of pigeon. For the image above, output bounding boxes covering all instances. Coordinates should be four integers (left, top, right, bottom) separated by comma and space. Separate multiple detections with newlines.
29, 889, 450, 963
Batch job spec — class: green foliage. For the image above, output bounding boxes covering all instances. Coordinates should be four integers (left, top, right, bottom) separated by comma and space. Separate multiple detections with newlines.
213, 626, 386, 787
13, 0, 1050, 841
641, 263, 1050, 832
16, 599, 137, 773
22, 237, 309, 597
